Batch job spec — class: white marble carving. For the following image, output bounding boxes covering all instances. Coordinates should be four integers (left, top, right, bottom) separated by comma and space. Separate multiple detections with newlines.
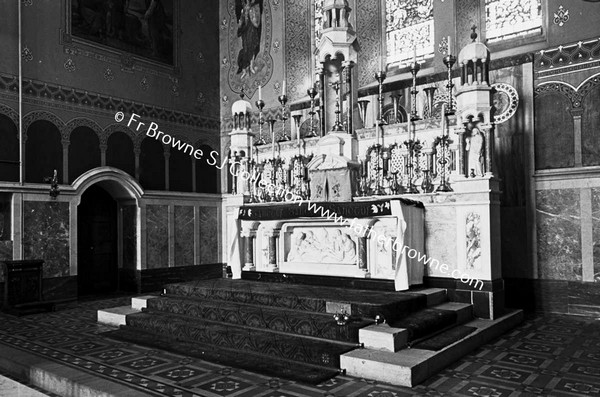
369, 219, 399, 280
287, 227, 356, 264
466, 212, 482, 270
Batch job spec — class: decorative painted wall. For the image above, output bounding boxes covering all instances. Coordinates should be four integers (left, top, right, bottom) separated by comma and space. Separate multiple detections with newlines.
7, 0, 220, 118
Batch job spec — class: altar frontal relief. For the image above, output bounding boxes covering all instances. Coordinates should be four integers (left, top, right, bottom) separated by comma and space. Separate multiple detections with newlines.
277, 217, 399, 279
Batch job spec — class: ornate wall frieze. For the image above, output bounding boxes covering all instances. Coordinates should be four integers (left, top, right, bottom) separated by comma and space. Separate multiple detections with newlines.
534, 73, 600, 109
0, 73, 219, 131
534, 38, 600, 77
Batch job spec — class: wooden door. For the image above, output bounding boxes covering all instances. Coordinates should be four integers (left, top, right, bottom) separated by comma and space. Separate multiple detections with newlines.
77, 185, 118, 295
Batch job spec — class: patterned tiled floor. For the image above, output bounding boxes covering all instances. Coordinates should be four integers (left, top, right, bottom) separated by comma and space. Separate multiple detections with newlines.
0, 297, 599, 396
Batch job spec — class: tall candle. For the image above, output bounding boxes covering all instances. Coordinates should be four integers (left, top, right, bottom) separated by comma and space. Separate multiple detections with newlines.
258, 85, 262, 101
282, 81, 286, 96
412, 47, 417, 64
441, 103, 447, 136
447, 36, 452, 56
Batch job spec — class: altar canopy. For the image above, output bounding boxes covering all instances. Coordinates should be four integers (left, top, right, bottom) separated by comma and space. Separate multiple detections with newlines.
230, 198, 425, 291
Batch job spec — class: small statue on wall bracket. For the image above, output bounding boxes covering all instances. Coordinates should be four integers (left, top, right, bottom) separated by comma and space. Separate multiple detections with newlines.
465, 124, 485, 177
43, 169, 60, 199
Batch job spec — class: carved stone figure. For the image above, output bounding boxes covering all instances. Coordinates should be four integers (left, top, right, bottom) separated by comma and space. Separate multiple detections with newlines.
465, 125, 485, 177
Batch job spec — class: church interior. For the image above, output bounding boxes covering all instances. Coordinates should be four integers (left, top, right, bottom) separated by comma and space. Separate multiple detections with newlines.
1, 0, 600, 396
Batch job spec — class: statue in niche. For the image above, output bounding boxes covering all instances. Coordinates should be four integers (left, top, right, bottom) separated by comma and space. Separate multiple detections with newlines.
465, 124, 485, 177
235, 0, 263, 79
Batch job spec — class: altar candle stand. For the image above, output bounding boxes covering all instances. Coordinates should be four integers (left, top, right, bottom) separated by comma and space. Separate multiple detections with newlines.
443, 39, 457, 115
436, 105, 453, 192
373, 71, 387, 195
405, 53, 421, 194
306, 86, 319, 138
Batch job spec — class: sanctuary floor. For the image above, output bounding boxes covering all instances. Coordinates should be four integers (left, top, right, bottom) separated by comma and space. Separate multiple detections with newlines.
0, 295, 599, 397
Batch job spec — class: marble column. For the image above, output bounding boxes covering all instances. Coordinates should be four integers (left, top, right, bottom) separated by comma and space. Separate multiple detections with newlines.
61, 139, 69, 184
100, 144, 107, 167
343, 60, 354, 134
357, 233, 368, 272
263, 224, 281, 272
571, 108, 584, 168
191, 158, 196, 193
454, 127, 466, 177
164, 146, 170, 190
317, 64, 326, 136
241, 223, 256, 271
481, 125, 494, 176
134, 147, 141, 180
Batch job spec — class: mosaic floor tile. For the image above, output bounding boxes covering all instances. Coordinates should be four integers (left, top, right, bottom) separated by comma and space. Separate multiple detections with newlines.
196, 376, 254, 396
0, 298, 600, 396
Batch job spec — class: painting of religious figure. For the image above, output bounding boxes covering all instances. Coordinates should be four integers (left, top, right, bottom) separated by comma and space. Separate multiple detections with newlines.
71, 0, 174, 64
226, 0, 273, 97
235, 0, 263, 79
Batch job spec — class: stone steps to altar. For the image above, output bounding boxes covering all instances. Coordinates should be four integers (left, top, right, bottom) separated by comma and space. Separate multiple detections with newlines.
123, 310, 356, 367
97, 279, 522, 386
103, 323, 342, 384
144, 295, 372, 343
342, 307, 524, 387
163, 278, 430, 322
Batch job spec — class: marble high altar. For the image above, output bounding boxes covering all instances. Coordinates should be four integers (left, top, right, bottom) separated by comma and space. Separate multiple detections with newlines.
223, 1, 504, 320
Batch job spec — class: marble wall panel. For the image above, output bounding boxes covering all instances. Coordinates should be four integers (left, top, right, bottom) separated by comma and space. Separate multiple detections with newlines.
199, 206, 218, 264
174, 206, 194, 267
424, 205, 457, 276
122, 205, 137, 271
23, 201, 70, 278
146, 205, 168, 269
0, 241, 13, 282
592, 188, 600, 282
536, 189, 582, 281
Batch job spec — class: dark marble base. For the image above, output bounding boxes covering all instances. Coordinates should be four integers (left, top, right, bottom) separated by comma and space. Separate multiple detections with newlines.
242, 271, 397, 291
424, 277, 505, 320
505, 278, 600, 317
0, 275, 77, 307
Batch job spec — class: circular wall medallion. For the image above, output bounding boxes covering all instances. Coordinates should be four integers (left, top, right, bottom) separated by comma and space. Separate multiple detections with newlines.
492, 83, 519, 124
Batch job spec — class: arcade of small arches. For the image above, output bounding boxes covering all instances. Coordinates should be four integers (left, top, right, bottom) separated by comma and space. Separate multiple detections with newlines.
0, 109, 219, 194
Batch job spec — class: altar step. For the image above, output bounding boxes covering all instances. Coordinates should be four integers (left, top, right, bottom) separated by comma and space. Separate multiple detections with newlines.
342, 309, 524, 387
98, 279, 521, 386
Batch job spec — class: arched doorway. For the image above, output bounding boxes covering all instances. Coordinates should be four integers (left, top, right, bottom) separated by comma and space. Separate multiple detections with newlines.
77, 184, 118, 295
74, 167, 144, 296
